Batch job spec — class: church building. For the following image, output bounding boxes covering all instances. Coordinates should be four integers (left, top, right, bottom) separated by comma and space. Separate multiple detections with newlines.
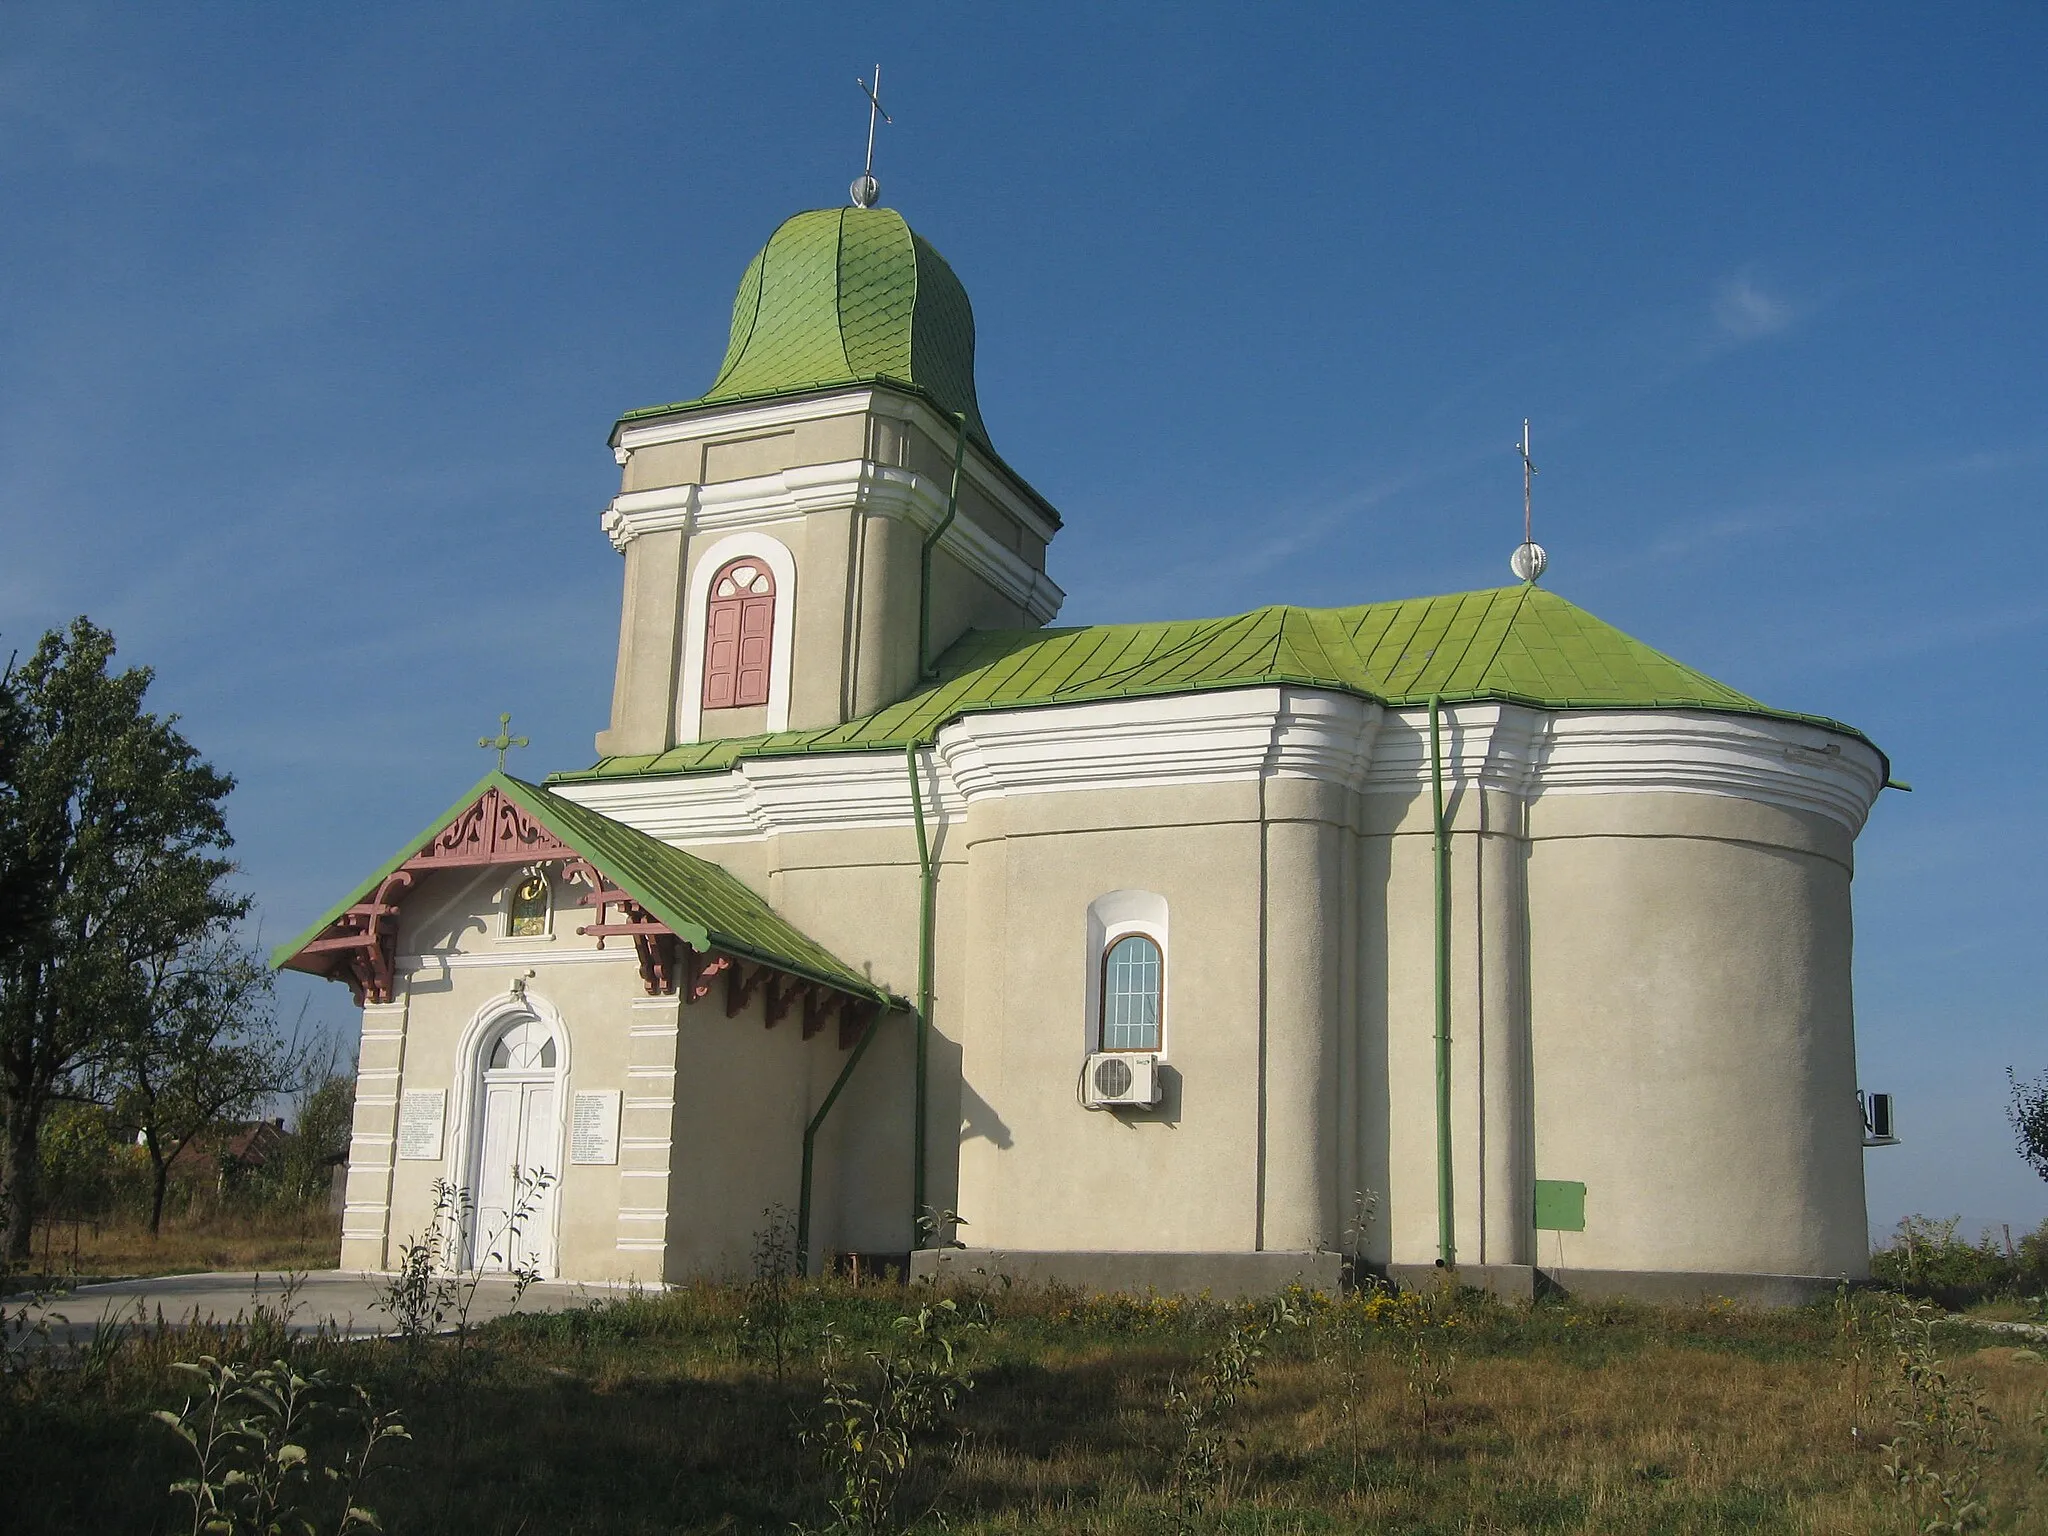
279, 195, 1893, 1303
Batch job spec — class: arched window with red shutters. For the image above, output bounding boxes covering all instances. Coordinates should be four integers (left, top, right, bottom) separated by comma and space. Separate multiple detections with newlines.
702, 557, 777, 709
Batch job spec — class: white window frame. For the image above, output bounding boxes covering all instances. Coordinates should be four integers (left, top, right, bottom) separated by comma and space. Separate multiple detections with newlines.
1084, 890, 1168, 1057
676, 531, 797, 744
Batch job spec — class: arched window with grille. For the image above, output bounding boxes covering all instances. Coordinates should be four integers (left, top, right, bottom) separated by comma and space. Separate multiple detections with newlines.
1099, 933, 1163, 1052
702, 557, 776, 710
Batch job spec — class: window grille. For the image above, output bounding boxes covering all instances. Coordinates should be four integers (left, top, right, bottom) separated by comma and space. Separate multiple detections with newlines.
1100, 934, 1162, 1051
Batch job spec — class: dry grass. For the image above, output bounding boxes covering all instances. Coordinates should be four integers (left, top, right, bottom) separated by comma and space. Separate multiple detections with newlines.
16, 1205, 341, 1284
3, 1278, 2045, 1534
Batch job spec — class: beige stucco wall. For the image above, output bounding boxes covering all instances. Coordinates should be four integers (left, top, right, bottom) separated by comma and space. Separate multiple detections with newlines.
1524, 792, 1868, 1278
336, 862, 917, 1284
345, 699, 1876, 1288
597, 388, 1057, 758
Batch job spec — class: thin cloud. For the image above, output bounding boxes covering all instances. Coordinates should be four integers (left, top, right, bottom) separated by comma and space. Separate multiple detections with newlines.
1712, 268, 1797, 342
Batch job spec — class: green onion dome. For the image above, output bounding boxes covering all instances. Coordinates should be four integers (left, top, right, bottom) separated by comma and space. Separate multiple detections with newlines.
696, 207, 989, 446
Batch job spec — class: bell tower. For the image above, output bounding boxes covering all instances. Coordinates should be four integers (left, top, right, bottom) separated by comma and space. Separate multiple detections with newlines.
593, 206, 1064, 761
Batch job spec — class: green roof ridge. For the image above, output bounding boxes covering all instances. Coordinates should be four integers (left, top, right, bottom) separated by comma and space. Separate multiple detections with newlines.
551, 585, 1885, 785
273, 772, 896, 1006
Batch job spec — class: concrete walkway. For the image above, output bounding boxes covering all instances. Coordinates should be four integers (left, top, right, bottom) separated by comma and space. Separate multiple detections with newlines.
10, 1269, 619, 1351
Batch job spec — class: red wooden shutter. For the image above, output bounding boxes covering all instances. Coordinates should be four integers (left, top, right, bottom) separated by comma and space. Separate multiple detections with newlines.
734, 595, 773, 706
702, 558, 777, 711
703, 599, 741, 708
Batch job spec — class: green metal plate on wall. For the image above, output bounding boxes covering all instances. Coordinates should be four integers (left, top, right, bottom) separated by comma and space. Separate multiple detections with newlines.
1534, 1179, 1587, 1232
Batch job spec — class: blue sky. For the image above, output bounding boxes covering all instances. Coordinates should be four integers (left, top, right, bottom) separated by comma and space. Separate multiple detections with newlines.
2, 4, 2043, 1241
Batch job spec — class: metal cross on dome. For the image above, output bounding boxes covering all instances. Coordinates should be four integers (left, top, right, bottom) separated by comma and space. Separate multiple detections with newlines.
479, 712, 529, 772
1509, 419, 1549, 584
851, 64, 890, 209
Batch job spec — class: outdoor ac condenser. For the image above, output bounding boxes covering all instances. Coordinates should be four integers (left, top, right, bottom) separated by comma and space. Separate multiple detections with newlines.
1082, 1052, 1162, 1109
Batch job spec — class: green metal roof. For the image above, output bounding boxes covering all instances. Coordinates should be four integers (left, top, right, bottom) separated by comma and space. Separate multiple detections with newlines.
272, 772, 896, 1006
552, 584, 1883, 783
619, 207, 990, 448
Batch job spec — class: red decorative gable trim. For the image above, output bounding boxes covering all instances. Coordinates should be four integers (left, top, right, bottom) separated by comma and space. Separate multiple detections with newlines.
420, 785, 572, 867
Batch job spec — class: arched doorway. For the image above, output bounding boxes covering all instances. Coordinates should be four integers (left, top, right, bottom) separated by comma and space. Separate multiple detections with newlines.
467, 1015, 560, 1275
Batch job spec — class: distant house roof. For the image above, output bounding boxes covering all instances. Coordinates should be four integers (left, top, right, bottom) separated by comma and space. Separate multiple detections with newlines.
552, 583, 1883, 784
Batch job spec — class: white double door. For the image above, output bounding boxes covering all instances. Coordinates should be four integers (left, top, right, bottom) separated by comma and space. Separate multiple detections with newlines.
471, 1063, 558, 1275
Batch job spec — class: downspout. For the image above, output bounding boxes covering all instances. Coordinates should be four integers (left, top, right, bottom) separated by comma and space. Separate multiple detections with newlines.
904, 413, 964, 1247
918, 414, 969, 679
907, 740, 936, 1245
797, 1010, 883, 1276
1430, 695, 1457, 1269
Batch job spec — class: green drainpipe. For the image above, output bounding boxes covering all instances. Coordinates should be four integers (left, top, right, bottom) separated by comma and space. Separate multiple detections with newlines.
796, 1009, 883, 1276
1430, 695, 1456, 1269
918, 414, 968, 678
906, 740, 937, 1246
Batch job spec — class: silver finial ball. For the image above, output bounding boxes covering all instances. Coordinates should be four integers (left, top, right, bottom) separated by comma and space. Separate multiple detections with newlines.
850, 173, 880, 209
1511, 541, 1549, 583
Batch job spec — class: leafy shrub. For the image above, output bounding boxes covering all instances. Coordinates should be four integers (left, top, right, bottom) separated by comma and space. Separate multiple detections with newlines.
1871, 1215, 2048, 1311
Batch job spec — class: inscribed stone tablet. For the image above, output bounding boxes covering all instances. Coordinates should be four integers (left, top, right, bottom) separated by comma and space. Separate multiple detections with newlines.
397, 1090, 445, 1161
571, 1090, 621, 1165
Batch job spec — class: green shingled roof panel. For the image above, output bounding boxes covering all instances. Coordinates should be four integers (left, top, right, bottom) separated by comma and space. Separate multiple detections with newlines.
272, 773, 894, 1006
554, 584, 1879, 786
626, 207, 992, 449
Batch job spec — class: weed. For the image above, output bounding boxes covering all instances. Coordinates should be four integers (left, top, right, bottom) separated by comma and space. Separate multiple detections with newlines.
1162, 1294, 1308, 1525
739, 1202, 800, 1382
150, 1354, 408, 1536
1868, 1295, 1998, 1533
802, 1295, 982, 1533
374, 1170, 553, 1364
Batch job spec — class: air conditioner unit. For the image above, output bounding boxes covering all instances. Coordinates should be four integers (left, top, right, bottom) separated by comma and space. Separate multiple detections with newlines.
1083, 1052, 1162, 1109
1861, 1090, 1899, 1146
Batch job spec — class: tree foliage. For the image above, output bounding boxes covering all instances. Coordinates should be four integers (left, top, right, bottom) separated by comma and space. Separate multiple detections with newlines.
110, 939, 297, 1236
0, 618, 245, 1261
2010, 1067, 2048, 1184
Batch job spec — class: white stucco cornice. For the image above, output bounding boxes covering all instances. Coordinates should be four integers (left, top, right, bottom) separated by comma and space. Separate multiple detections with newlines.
1527, 709, 1885, 833
611, 386, 1063, 546
554, 688, 1884, 846
599, 457, 1065, 626
941, 687, 1381, 801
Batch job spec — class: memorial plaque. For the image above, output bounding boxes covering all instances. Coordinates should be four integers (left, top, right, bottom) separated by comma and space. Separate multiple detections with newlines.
396, 1090, 445, 1161
571, 1090, 621, 1165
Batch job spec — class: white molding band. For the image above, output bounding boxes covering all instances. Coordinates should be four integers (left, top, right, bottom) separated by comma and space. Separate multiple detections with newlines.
601, 457, 1064, 627
557, 685, 1885, 842
612, 386, 1062, 547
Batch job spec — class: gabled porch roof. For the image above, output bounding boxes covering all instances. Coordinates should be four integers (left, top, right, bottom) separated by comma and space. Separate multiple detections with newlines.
273, 773, 899, 1029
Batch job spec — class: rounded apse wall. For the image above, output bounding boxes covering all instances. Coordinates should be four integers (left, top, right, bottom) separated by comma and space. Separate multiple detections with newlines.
1524, 792, 1869, 1280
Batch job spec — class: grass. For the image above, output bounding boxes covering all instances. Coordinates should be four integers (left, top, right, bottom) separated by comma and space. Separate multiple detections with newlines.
3, 1277, 2046, 1534
11, 1205, 341, 1287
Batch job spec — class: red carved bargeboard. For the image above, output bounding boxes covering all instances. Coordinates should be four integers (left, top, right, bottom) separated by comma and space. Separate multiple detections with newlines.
283, 785, 876, 1045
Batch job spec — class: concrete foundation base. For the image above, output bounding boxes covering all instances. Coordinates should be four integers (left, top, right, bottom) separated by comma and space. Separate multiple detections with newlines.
908, 1247, 1344, 1298
910, 1249, 1848, 1308
1387, 1263, 1538, 1301
1542, 1268, 1848, 1308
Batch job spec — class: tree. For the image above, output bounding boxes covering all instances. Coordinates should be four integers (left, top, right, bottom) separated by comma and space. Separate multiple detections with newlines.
111, 939, 297, 1236
0, 619, 241, 1263
269, 1056, 357, 1210
2010, 1067, 2048, 1183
